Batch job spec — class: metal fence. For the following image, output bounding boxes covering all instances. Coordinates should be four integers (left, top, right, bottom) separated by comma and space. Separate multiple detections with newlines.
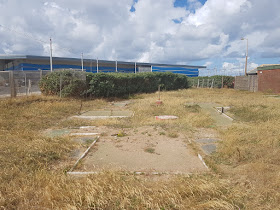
0, 70, 49, 98
0, 69, 88, 98
188, 76, 235, 89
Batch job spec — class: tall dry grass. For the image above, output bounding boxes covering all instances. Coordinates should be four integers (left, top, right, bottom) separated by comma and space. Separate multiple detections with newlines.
0, 89, 280, 209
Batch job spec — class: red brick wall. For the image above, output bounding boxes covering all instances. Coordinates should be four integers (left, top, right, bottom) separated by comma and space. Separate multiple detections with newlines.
258, 69, 280, 93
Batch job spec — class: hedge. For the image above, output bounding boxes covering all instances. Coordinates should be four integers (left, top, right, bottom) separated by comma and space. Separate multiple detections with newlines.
86, 72, 189, 97
39, 70, 87, 97
39, 71, 189, 98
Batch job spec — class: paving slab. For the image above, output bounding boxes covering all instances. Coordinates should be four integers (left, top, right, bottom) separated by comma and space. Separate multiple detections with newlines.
74, 126, 208, 174
72, 110, 134, 119
195, 138, 220, 144
197, 103, 233, 127
201, 144, 217, 155
112, 100, 130, 107
45, 129, 72, 138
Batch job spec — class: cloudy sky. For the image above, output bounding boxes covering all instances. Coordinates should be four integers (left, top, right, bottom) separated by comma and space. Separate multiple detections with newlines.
0, 0, 280, 75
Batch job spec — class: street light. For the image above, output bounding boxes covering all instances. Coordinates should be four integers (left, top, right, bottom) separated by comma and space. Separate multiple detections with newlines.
241, 37, 248, 76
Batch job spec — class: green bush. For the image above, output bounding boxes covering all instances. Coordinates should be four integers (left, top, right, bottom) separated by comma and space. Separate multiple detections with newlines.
86, 72, 189, 97
39, 71, 189, 98
39, 70, 87, 97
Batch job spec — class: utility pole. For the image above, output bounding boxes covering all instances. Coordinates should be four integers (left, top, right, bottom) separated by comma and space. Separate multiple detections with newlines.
81, 52, 84, 71
50, 37, 53, 72
97, 58, 99, 73
241, 38, 248, 76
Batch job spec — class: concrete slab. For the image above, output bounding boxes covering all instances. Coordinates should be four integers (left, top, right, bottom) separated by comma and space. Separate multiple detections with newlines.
74, 126, 208, 174
112, 100, 130, 107
155, 115, 178, 120
72, 110, 134, 119
201, 144, 217, 155
195, 138, 219, 144
45, 129, 72, 138
70, 133, 100, 136
197, 103, 233, 127
73, 137, 96, 144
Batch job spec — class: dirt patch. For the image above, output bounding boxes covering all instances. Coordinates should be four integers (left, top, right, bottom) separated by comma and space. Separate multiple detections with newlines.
74, 126, 208, 174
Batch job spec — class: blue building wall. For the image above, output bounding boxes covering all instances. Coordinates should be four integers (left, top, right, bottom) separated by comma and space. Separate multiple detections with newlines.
6, 63, 199, 77
152, 66, 198, 77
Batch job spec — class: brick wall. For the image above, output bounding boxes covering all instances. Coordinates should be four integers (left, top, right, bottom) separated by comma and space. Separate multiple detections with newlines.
234, 76, 248, 90
234, 75, 258, 92
258, 69, 280, 93
248, 75, 258, 92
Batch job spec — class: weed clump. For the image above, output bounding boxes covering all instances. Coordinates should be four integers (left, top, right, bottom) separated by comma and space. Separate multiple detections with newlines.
184, 104, 201, 113
144, 147, 155, 154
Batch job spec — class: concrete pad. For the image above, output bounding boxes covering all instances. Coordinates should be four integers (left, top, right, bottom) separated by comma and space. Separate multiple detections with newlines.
72, 137, 96, 144
201, 144, 217, 155
155, 115, 178, 120
70, 133, 100, 136
195, 138, 220, 144
79, 126, 96, 129
45, 129, 72, 138
197, 103, 233, 127
72, 110, 134, 119
112, 100, 130, 107
75, 126, 208, 174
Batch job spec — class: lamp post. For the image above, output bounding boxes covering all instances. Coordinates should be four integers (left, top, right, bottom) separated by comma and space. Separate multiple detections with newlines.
241, 38, 248, 76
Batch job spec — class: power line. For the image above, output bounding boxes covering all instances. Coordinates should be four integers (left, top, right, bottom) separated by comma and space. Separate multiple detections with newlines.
0, 24, 47, 44
0, 24, 72, 53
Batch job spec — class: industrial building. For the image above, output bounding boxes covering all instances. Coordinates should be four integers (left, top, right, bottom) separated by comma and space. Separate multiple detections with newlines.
0, 55, 205, 77
234, 64, 280, 93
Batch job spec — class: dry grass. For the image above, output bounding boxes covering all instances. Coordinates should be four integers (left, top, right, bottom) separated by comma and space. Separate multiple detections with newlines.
0, 89, 280, 209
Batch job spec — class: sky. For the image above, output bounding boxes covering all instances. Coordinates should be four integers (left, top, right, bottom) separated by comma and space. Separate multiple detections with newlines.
0, 0, 280, 76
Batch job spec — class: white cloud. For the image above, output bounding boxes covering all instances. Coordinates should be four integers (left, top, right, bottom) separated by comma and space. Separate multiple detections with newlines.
0, 0, 280, 68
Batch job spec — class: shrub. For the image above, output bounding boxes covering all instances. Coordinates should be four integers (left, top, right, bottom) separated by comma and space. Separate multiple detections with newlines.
86, 72, 189, 98
39, 71, 189, 98
39, 70, 87, 97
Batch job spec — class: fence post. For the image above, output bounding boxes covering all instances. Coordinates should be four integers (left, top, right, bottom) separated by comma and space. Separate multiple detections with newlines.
60, 73, 62, 98
9, 71, 16, 98
24, 73, 27, 96
211, 79, 214, 89
27, 79, 31, 95
207, 79, 209, 88
202, 79, 204, 88
197, 79, 200, 88
221, 76, 224, 88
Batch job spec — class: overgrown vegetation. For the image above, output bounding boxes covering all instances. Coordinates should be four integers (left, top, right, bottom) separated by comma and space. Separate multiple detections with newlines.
39, 71, 189, 98
1, 88, 280, 209
39, 70, 87, 97
188, 75, 235, 88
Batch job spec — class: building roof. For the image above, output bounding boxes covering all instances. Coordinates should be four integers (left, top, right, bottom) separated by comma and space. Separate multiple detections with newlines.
247, 64, 280, 75
257, 64, 280, 71
0, 54, 206, 69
